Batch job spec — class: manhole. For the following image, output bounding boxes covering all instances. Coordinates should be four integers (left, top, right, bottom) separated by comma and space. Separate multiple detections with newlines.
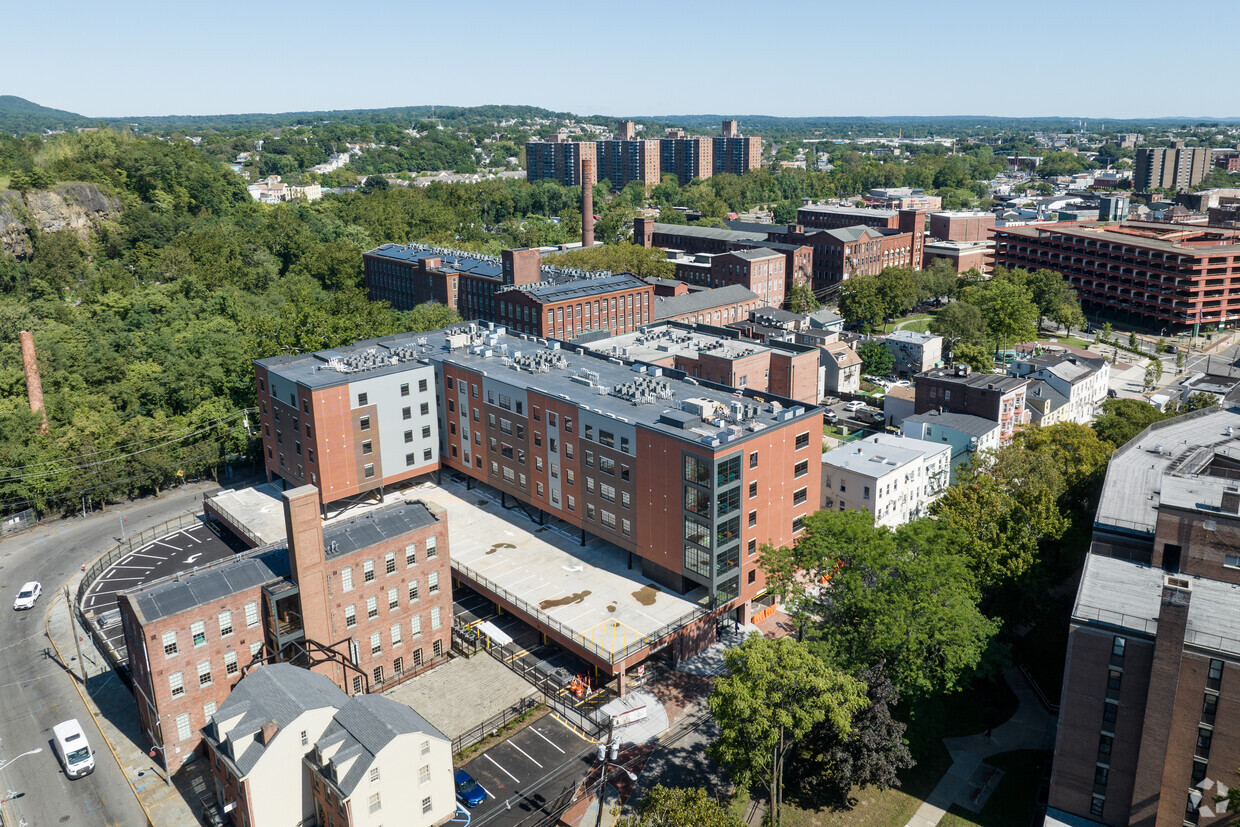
137, 770, 146, 778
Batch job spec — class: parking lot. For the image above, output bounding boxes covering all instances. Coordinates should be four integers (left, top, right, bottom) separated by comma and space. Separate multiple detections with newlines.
459, 712, 593, 825
81, 519, 247, 660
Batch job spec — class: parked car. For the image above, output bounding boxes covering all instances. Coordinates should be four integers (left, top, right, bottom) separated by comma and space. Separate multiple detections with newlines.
858, 409, 886, 425
843, 400, 866, 412
824, 409, 839, 421
13, 581, 41, 611
821, 395, 840, 406
455, 769, 487, 808
53, 719, 95, 779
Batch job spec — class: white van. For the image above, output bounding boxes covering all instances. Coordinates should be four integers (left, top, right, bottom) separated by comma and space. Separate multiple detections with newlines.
52, 719, 95, 779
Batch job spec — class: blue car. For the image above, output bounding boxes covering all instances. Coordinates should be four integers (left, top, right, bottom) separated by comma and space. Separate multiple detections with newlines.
455, 769, 487, 808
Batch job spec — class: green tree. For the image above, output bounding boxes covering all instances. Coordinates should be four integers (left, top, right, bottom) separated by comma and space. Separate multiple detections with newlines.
915, 260, 960, 305
785, 281, 820, 313
1101, 321, 1113, 341
1182, 391, 1218, 412
545, 242, 674, 279
950, 342, 993, 373
858, 340, 895, 376
615, 786, 744, 827
772, 200, 799, 225
961, 278, 1038, 349
838, 276, 885, 330
1144, 359, 1164, 391
709, 635, 867, 827
1092, 397, 1170, 447
930, 300, 990, 356
875, 267, 918, 322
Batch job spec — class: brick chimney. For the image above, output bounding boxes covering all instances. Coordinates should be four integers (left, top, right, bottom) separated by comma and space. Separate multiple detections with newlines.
282, 485, 340, 686
260, 720, 280, 746
19, 331, 48, 434
634, 216, 654, 248
581, 159, 595, 247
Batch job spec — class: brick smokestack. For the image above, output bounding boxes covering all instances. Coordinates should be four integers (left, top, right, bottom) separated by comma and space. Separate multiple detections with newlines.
283, 485, 341, 688
581, 159, 595, 247
19, 331, 48, 434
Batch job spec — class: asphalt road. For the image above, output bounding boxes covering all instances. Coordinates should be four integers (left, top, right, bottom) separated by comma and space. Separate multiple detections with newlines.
0, 483, 217, 827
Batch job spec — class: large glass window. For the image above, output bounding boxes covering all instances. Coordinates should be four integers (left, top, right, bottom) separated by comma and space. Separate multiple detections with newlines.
716, 488, 740, 518
684, 516, 711, 547
684, 488, 711, 516
717, 456, 741, 486
684, 545, 711, 577
717, 516, 740, 547
716, 545, 740, 576
684, 455, 711, 487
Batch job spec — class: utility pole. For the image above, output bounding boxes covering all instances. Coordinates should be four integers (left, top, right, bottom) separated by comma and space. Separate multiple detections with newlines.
64, 587, 85, 682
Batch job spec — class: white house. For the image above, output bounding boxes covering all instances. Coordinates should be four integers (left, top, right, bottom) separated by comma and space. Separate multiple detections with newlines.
1009, 352, 1109, 424
883, 331, 943, 378
821, 434, 951, 528
822, 341, 862, 395
901, 409, 1001, 482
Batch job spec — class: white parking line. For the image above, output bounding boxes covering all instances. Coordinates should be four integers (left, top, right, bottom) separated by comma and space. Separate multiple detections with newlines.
128, 552, 167, 561
153, 540, 180, 550
484, 754, 520, 782
529, 726, 565, 754
504, 741, 543, 768
93, 576, 147, 584
178, 529, 201, 544
108, 565, 154, 570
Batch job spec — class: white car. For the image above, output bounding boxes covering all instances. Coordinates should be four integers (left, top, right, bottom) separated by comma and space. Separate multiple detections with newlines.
843, 400, 866, 412
13, 581, 42, 611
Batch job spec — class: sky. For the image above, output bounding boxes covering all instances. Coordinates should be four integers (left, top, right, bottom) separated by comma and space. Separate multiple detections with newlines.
5, 0, 1238, 120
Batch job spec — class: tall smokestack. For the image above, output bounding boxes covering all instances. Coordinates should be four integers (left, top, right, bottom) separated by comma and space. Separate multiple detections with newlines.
581, 159, 595, 248
19, 331, 48, 434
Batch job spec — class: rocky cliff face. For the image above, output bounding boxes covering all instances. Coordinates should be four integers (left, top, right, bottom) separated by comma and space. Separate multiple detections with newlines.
0, 182, 120, 259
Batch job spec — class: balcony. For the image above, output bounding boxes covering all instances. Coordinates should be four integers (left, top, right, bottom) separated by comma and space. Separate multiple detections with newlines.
264, 582, 304, 647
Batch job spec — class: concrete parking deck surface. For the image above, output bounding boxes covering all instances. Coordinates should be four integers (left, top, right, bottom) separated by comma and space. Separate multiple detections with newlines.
383, 653, 536, 741
412, 478, 707, 663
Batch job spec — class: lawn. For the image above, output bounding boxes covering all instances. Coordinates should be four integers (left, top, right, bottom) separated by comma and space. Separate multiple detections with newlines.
901, 317, 933, 334
938, 750, 1052, 827
778, 676, 1018, 827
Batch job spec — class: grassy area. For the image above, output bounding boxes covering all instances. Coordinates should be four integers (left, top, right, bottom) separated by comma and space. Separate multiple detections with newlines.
938, 750, 1052, 827
778, 676, 1018, 827
1039, 334, 1095, 350
901, 317, 933, 334
452, 706, 548, 763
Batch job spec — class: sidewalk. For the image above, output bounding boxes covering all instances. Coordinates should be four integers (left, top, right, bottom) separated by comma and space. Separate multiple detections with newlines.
904, 669, 1056, 827
46, 567, 208, 824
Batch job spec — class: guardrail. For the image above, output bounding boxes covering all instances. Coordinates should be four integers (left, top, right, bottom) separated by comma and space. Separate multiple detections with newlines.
451, 695, 540, 754
203, 492, 264, 548
481, 640, 605, 739
1018, 665, 1061, 714
452, 560, 709, 665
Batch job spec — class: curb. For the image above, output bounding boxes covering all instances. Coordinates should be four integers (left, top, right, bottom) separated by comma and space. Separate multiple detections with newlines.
550, 711, 603, 744
44, 590, 157, 827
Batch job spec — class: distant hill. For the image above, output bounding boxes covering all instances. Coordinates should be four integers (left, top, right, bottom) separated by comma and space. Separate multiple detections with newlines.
0, 96, 90, 134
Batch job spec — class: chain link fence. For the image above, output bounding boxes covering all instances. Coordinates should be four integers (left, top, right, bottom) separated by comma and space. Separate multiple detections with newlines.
0, 506, 37, 537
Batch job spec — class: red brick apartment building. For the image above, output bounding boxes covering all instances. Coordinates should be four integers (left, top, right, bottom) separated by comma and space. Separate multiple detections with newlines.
660, 132, 714, 184
120, 489, 451, 771
796, 204, 907, 231
913, 364, 1029, 444
653, 284, 765, 327
254, 324, 822, 670
779, 212, 925, 289
525, 135, 597, 187
493, 273, 654, 339
991, 221, 1240, 330
585, 321, 821, 405
713, 135, 763, 176
929, 210, 996, 242
670, 248, 787, 308
1047, 405, 1240, 827
596, 138, 661, 188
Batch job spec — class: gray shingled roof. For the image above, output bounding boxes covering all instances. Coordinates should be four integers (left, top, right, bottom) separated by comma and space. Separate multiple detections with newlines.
652, 223, 767, 243
903, 410, 1000, 438
512, 273, 648, 303
324, 500, 438, 561
212, 664, 348, 777
131, 558, 284, 623
653, 284, 759, 320
315, 694, 446, 796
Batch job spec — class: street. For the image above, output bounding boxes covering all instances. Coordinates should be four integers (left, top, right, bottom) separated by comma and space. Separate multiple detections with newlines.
0, 483, 217, 827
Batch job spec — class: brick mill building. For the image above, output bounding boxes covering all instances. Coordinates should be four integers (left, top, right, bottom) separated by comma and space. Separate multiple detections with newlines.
493, 273, 654, 339
991, 221, 1240, 331
119, 490, 452, 771
1047, 403, 1240, 827
253, 323, 823, 677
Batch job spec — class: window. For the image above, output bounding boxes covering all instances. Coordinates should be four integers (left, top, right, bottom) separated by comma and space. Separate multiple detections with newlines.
419, 765, 431, 784
1093, 764, 1108, 787
394, 656, 404, 676
1192, 759, 1208, 785
749, 451, 758, 469
1208, 659, 1224, 690
599, 456, 615, 475
388, 587, 398, 610
1203, 693, 1218, 719
684, 455, 711, 486
749, 510, 758, 527
422, 797, 433, 815
1226, 553, 1240, 568
370, 766, 381, 783
717, 456, 741, 486
426, 537, 438, 559
404, 429, 414, 444
400, 383, 410, 398
362, 439, 372, 455
364, 560, 375, 582
749, 481, 758, 499
392, 623, 403, 646
423, 425, 432, 439
353, 676, 364, 694
421, 739, 431, 756
431, 606, 442, 630
428, 571, 440, 594
198, 660, 212, 687
622, 519, 631, 536
1106, 669, 1122, 693
1102, 700, 1118, 725
162, 631, 178, 656
794, 459, 809, 478
409, 579, 419, 602
251, 641, 263, 659
795, 432, 810, 450
411, 615, 422, 637
1090, 795, 1105, 817
245, 601, 259, 629
357, 392, 368, 406
369, 792, 382, 814
385, 551, 396, 574
793, 516, 806, 533
360, 415, 371, 431
342, 567, 354, 592
1198, 726, 1214, 756
191, 621, 206, 647
225, 650, 238, 676
793, 487, 808, 506
367, 596, 378, 619
433, 639, 444, 657
406, 543, 417, 566
370, 632, 382, 655
620, 436, 630, 453
1111, 636, 1125, 659
176, 713, 192, 742
345, 605, 357, 628
205, 701, 217, 723
169, 672, 184, 698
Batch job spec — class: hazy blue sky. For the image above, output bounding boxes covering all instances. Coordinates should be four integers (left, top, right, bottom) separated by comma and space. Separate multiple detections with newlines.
5, 0, 1237, 119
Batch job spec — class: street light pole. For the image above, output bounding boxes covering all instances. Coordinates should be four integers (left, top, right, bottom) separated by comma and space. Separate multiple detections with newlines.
0, 748, 43, 774
594, 728, 637, 827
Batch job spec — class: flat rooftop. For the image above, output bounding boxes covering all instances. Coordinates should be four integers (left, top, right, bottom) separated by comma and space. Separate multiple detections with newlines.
994, 221, 1240, 253
1094, 407, 1240, 536
589, 324, 778, 364
1074, 554, 1240, 657
413, 478, 706, 663
822, 434, 942, 477
799, 204, 899, 218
